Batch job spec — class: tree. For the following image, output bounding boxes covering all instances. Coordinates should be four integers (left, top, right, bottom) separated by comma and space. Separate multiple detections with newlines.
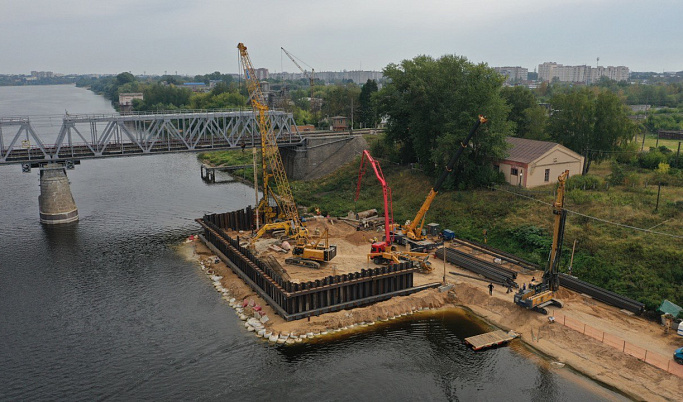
377, 54, 511, 187
548, 87, 636, 174
358, 79, 379, 128
500, 86, 539, 138
116, 72, 136, 86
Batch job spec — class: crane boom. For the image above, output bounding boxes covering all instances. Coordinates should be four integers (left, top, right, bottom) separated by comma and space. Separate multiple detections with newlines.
404, 115, 487, 240
281, 47, 315, 109
355, 150, 393, 249
238, 43, 301, 229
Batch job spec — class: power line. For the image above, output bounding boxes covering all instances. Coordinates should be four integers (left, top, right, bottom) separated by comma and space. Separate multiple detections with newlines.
489, 185, 683, 239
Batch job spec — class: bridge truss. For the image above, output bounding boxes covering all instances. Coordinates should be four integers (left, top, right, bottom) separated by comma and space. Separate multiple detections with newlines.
0, 109, 302, 166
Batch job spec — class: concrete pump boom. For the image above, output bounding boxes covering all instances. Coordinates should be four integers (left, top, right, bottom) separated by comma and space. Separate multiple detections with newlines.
355, 150, 393, 249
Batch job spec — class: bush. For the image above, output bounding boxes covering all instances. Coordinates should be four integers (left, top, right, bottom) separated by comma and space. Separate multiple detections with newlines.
638, 149, 668, 169
567, 174, 602, 190
607, 162, 626, 186
615, 142, 640, 165
567, 188, 591, 204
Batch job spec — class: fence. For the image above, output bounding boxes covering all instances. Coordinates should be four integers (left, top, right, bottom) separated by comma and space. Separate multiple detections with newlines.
554, 313, 683, 378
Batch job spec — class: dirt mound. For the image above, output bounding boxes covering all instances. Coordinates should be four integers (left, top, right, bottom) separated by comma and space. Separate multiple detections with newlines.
344, 230, 376, 246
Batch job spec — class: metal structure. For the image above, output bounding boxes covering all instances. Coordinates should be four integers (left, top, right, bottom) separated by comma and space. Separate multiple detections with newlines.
281, 47, 315, 109
238, 43, 301, 230
355, 149, 394, 252
0, 110, 302, 167
199, 211, 438, 321
514, 170, 569, 314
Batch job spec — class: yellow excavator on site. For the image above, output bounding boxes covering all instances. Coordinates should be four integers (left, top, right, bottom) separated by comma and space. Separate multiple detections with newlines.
514, 169, 569, 314
237, 42, 336, 269
394, 115, 487, 248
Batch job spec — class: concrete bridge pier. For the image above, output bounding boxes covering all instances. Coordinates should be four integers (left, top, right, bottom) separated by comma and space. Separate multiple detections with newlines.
38, 164, 79, 224
281, 135, 369, 181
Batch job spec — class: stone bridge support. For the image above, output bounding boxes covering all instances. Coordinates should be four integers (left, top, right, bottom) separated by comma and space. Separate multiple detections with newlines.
38, 164, 79, 224
280, 135, 368, 181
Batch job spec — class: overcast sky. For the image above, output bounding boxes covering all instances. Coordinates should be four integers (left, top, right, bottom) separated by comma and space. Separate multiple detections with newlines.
1, 0, 681, 76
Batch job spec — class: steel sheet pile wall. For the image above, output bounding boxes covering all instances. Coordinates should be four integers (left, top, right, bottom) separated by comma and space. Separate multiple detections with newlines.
559, 273, 644, 314
435, 246, 518, 287
197, 217, 428, 321
203, 207, 255, 232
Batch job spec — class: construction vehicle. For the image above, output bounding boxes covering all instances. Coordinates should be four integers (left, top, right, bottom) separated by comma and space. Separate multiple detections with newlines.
395, 115, 487, 247
281, 47, 316, 112
238, 42, 298, 228
514, 170, 569, 314
355, 150, 432, 272
238, 43, 336, 267
286, 229, 337, 269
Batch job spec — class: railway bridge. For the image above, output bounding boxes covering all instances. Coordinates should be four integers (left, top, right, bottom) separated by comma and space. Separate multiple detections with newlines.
1, 109, 371, 224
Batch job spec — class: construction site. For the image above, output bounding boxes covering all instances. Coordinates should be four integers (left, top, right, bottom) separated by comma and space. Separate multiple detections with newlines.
188, 43, 683, 401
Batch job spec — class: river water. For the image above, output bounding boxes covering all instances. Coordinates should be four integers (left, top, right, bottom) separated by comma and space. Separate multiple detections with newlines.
0, 85, 626, 401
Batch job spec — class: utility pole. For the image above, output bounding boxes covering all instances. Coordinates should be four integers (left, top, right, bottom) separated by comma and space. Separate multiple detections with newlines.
253, 146, 259, 230
655, 182, 662, 212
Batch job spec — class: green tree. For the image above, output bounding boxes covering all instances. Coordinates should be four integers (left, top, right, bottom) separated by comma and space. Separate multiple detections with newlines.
320, 83, 360, 124
500, 86, 548, 139
377, 54, 511, 187
500, 86, 536, 136
358, 79, 379, 128
116, 72, 136, 86
523, 106, 549, 140
548, 87, 636, 174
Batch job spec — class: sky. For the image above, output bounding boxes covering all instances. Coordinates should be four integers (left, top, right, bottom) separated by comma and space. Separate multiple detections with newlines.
1, 0, 682, 76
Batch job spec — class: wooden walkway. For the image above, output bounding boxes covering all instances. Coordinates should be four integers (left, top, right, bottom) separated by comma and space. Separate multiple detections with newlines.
465, 330, 519, 351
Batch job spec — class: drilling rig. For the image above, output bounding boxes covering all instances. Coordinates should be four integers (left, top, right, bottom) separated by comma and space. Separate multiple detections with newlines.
514, 170, 569, 314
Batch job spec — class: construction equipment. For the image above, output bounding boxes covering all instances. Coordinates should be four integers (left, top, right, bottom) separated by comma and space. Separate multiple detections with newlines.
397, 115, 488, 245
238, 43, 336, 267
355, 150, 432, 272
281, 47, 316, 111
514, 170, 569, 314
286, 229, 338, 269
237, 42, 303, 235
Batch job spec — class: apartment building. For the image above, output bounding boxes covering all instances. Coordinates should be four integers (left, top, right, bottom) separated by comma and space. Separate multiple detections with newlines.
538, 62, 629, 83
493, 66, 529, 84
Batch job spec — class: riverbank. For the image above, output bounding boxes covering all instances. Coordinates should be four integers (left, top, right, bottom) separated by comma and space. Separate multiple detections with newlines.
179, 234, 683, 401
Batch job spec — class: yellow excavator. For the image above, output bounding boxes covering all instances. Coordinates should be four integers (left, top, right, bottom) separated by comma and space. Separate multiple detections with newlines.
394, 115, 487, 248
286, 229, 337, 269
514, 170, 569, 314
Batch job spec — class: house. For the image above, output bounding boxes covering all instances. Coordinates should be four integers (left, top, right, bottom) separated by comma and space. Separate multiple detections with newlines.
498, 137, 584, 188
118, 92, 144, 115
331, 116, 348, 132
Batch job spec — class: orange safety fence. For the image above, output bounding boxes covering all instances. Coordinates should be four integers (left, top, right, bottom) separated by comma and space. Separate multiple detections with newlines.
553, 313, 682, 379
624, 342, 647, 360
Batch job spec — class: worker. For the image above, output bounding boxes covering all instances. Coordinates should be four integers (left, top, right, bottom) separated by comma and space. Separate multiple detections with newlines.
506, 284, 512, 294
488, 282, 494, 296
531, 276, 536, 283
522, 283, 526, 291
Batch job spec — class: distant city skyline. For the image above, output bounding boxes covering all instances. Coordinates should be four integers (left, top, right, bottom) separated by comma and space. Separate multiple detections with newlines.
1, 1, 682, 76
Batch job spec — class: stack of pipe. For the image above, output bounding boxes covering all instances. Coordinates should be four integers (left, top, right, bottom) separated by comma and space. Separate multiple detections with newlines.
451, 238, 540, 272
559, 273, 644, 314
435, 246, 518, 288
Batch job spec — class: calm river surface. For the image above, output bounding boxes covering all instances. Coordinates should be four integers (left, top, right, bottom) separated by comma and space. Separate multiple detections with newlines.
0, 85, 626, 401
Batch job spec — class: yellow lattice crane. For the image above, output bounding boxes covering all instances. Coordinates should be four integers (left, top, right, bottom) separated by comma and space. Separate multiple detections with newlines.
238, 42, 303, 237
